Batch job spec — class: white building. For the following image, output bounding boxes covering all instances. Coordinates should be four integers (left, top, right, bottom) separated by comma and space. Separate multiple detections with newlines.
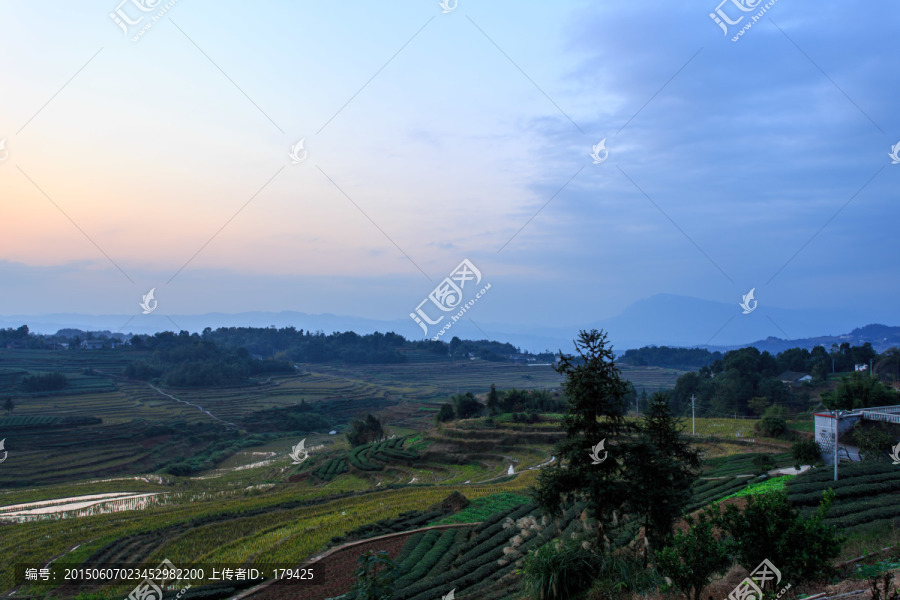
814, 405, 900, 464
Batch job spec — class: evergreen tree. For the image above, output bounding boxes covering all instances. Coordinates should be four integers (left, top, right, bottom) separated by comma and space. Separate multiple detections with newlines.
534, 329, 636, 545
451, 392, 483, 419
624, 391, 700, 555
435, 403, 455, 424
487, 383, 500, 415
346, 414, 385, 446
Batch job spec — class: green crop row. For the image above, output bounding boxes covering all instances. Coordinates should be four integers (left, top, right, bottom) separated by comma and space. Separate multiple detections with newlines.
396, 529, 440, 574
721, 476, 790, 501
393, 500, 590, 600
393, 531, 426, 565
789, 461, 895, 484
0, 415, 62, 427
313, 456, 348, 481
800, 493, 896, 520
395, 528, 458, 587
425, 527, 469, 579
456, 503, 534, 559
827, 502, 900, 529
455, 503, 535, 566
344, 437, 419, 472
787, 469, 899, 495
433, 493, 530, 525
349, 444, 384, 471
701, 452, 791, 478
410, 506, 550, 600
686, 477, 749, 513
788, 479, 900, 506
373, 447, 418, 461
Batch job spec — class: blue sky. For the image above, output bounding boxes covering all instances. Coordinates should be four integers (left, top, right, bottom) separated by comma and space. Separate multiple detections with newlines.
1, 1, 897, 337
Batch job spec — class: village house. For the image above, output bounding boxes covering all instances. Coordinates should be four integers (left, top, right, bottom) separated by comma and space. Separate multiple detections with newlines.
778, 371, 813, 386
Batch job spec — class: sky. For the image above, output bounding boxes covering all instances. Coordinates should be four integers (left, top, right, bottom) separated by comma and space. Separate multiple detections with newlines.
1, 1, 898, 340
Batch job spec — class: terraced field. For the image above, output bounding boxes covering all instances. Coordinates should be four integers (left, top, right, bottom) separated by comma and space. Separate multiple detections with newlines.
0, 468, 540, 598
683, 452, 794, 513
786, 462, 900, 533
251, 495, 589, 600
8, 347, 879, 600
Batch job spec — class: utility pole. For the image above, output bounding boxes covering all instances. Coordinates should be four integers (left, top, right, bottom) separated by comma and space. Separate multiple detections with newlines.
833, 409, 845, 481
691, 394, 696, 435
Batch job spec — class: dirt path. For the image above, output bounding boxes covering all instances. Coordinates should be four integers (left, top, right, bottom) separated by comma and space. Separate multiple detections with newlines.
149, 384, 237, 427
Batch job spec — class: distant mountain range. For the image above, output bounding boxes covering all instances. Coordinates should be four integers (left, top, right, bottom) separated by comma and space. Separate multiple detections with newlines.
1, 293, 896, 354
704, 324, 900, 354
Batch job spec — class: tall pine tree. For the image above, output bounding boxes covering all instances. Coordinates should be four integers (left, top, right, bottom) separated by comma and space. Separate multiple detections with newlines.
534, 329, 636, 546
623, 391, 700, 556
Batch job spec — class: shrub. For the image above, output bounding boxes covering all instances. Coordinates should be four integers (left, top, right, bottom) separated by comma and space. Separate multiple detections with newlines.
713, 490, 842, 584
756, 405, 792, 439
751, 454, 774, 474
347, 414, 385, 446
436, 403, 455, 424
22, 371, 68, 392
856, 561, 900, 600
352, 551, 396, 600
521, 538, 598, 600
657, 509, 729, 600
853, 424, 896, 463
165, 461, 194, 476
791, 438, 822, 468
585, 549, 661, 600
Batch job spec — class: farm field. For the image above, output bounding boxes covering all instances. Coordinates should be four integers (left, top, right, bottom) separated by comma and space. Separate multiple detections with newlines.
2, 348, 895, 600
1, 398, 880, 600
0, 349, 685, 426
787, 462, 900, 533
